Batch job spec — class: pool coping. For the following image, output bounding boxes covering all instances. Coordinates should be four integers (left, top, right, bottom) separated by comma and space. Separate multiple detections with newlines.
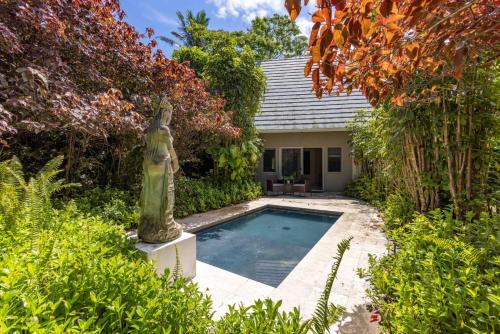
188, 203, 343, 233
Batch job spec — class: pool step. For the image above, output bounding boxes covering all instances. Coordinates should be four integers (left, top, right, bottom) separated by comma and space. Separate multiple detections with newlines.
254, 260, 297, 287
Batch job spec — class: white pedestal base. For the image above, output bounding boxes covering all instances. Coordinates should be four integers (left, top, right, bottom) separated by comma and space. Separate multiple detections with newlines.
135, 232, 196, 279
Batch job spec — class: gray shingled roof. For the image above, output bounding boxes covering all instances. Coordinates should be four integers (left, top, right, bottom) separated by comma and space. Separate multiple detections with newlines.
255, 57, 371, 132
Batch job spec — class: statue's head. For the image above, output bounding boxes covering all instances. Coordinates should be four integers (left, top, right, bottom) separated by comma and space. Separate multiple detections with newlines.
158, 96, 173, 126
150, 95, 173, 128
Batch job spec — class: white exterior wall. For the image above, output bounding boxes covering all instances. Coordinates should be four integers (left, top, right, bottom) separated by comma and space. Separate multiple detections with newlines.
257, 130, 354, 192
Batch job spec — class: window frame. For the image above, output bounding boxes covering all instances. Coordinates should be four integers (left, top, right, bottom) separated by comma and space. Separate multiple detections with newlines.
327, 147, 342, 172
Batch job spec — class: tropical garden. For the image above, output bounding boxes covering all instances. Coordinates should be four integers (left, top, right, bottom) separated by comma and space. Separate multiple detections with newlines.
0, 0, 498, 333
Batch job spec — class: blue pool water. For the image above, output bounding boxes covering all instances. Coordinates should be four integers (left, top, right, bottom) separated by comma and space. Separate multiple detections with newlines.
196, 208, 338, 287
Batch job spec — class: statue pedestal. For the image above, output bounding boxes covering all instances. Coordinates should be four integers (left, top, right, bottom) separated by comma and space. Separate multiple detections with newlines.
135, 232, 196, 279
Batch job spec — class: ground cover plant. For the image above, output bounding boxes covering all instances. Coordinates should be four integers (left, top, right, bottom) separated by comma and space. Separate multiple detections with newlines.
0, 157, 213, 333
360, 205, 499, 333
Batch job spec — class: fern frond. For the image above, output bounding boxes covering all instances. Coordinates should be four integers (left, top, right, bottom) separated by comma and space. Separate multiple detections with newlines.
172, 246, 183, 280
37, 155, 64, 178
309, 237, 352, 334
423, 236, 484, 264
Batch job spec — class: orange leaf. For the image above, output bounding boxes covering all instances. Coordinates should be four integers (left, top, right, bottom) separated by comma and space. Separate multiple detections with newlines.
304, 58, 314, 77
379, 0, 395, 17
453, 45, 466, 80
309, 22, 321, 46
311, 42, 321, 62
333, 28, 345, 47
385, 30, 395, 44
326, 77, 334, 92
391, 95, 404, 106
285, 0, 302, 22
405, 42, 419, 60
312, 68, 320, 90
321, 61, 333, 77
322, 6, 332, 28
383, 14, 405, 25
320, 26, 333, 54
312, 10, 324, 23
361, 18, 373, 38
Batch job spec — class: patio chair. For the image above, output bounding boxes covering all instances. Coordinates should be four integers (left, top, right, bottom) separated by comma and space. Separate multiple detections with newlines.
292, 177, 311, 196
266, 178, 285, 195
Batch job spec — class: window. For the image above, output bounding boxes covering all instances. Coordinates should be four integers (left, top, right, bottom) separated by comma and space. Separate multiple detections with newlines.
263, 149, 276, 172
281, 148, 301, 177
328, 147, 342, 172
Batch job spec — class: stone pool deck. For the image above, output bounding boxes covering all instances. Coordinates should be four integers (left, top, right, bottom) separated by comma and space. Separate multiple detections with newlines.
178, 194, 387, 333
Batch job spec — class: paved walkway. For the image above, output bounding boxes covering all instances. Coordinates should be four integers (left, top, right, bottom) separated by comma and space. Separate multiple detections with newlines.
178, 194, 386, 333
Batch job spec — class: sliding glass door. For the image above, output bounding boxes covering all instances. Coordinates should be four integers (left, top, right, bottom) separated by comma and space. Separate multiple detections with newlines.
281, 148, 301, 178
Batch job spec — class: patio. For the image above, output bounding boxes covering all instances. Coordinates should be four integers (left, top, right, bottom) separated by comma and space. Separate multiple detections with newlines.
178, 194, 387, 333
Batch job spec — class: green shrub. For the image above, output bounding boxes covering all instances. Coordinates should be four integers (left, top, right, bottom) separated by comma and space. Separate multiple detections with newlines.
344, 175, 386, 206
0, 157, 213, 333
381, 193, 416, 233
175, 176, 262, 218
74, 187, 140, 229
362, 209, 499, 333
73, 176, 262, 227
216, 299, 307, 333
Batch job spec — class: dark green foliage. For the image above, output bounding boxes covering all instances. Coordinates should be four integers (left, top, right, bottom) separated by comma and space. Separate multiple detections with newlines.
74, 186, 140, 229
242, 14, 308, 61
362, 208, 499, 334
72, 177, 262, 227
344, 175, 386, 207
381, 193, 416, 232
172, 25, 266, 180
174, 176, 262, 218
0, 158, 213, 333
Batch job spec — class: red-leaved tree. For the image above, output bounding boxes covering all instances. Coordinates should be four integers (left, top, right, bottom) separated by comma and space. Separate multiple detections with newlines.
0, 0, 239, 184
286, 0, 499, 104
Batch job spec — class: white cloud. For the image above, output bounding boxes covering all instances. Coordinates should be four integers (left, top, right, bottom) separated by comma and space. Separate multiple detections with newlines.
207, 0, 283, 22
207, 0, 317, 35
296, 17, 313, 36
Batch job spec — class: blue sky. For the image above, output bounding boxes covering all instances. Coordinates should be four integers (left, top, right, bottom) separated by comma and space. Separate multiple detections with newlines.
120, 0, 314, 57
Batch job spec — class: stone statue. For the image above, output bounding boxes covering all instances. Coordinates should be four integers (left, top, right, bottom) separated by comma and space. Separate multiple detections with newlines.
138, 96, 182, 244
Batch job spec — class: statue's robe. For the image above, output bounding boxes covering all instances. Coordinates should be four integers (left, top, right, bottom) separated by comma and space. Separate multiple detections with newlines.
138, 100, 181, 243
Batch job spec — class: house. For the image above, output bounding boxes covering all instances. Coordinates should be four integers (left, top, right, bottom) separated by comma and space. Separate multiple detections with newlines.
255, 57, 371, 192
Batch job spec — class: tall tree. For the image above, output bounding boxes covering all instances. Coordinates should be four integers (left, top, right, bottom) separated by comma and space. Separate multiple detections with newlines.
173, 26, 267, 180
243, 14, 308, 61
158, 10, 210, 48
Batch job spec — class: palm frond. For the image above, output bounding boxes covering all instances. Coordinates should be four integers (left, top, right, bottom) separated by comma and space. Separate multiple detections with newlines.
157, 35, 178, 47
176, 10, 186, 29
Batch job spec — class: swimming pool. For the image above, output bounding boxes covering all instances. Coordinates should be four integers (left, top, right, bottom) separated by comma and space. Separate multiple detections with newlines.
196, 207, 339, 287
